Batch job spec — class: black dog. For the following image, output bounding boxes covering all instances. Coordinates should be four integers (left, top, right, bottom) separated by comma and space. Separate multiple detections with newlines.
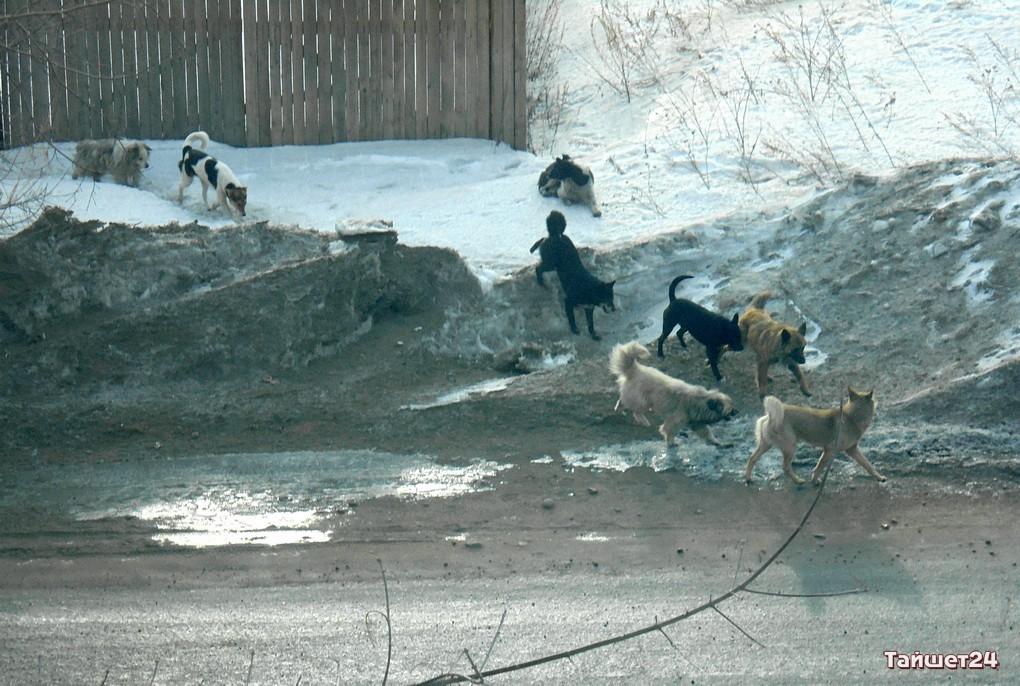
657, 275, 743, 381
531, 211, 615, 340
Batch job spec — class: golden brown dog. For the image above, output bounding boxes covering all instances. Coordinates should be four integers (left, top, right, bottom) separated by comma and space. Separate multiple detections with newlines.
739, 291, 810, 397
744, 388, 883, 485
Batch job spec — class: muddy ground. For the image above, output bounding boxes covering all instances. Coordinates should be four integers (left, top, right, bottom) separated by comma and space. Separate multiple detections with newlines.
1, 158, 1019, 683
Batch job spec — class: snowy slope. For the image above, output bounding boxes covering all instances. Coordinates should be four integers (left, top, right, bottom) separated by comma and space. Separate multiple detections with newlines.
0, 0, 1016, 277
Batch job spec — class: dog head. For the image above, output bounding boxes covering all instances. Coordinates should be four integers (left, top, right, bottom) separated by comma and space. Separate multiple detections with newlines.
705, 394, 738, 422
122, 141, 151, 170
597, 279, 616, 313
225, 183, 248, 216
779, 322, 808, 364
547, 155, 592, 187
546, 210, 566, 237
725, 313, 744, 351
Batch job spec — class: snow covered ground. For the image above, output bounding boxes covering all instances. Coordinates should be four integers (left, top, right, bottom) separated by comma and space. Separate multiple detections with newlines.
2, 0, 1017, 278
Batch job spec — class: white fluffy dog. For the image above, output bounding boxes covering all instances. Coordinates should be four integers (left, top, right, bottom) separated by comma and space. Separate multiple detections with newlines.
610, 341, 737, 446
71, 138, 151, 187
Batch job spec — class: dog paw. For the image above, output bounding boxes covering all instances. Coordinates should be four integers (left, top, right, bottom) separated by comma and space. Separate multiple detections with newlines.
801, 389, 812, 397
590, 334, 602, 341
876, 474, 888, 483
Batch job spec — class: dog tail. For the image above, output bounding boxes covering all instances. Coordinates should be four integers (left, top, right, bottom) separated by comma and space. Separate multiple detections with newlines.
747, 290, 774, 310
529, 237, 545, 254
667, 275, 694, 302
609, 341, 650, 379
184, 131, 210, 151
761, 395, 784, 433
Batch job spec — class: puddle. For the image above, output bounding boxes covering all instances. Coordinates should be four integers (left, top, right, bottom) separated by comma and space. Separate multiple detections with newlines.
0, 450, 512, 548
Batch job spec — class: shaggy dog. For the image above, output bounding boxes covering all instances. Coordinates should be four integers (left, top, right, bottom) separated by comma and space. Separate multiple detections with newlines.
177, 131, 247, 217
744, 388, 882, 485
531, 210, 615, 340
610, 341, 737, 447
71, 139, 151, 187
657, 274, 743, 381
739, 291, 811, 397
538, 154, 602, 217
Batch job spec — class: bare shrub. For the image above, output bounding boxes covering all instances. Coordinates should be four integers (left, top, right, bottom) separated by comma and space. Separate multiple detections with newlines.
945, 36, 1020, 159
526, 0, 569, 153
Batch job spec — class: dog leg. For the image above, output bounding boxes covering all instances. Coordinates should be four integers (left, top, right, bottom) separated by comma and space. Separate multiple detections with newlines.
658, 422, 674, 446
657, 320, 674, 358
707, 346, 724, 381
781, 447, 805, 485
177, 174, 193, 203
564, 299, 580, 335
536, 263, 554, 287
632, 412, 651, 427
584, 307, 600, 341
694, 425, 726, 447
676, 329, 688, 348
788, 363, 811, 397
846, 444, 887, 482
744, 437, 771, 482
755, 360, 770, 397
810, 447, 836, 484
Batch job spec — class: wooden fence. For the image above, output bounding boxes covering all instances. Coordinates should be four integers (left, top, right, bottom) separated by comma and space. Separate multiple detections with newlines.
0, 0, 526, 150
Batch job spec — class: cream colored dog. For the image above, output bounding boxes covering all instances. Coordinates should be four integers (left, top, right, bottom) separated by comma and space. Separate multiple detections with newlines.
610, 341, 737, 447
744, 388, 883, 485
71, 138, 151, 187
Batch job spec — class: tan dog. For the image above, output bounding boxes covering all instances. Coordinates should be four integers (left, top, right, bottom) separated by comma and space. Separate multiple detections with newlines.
610, 341, 737, 447
739, 291, 810, 397
744, 388, 883, 485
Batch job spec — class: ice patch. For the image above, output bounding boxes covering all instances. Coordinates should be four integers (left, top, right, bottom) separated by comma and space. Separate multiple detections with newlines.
575, 532, 612, 542
977, 325, 1020, 372
401, 377, 516, 410
951, 247, 995, 305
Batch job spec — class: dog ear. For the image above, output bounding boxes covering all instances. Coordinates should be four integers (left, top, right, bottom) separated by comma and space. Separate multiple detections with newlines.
226, 183, 236, 189
781, 330, 791, 344
707, 398, 723, 414
731, 313, 739, 324
144, 144, 152, 152
798, 322, 808, 335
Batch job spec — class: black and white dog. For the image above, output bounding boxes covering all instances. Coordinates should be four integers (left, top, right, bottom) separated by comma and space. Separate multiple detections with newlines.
538, 154, 602, 217
531, 210, 615, 340
177, 131, 247, 217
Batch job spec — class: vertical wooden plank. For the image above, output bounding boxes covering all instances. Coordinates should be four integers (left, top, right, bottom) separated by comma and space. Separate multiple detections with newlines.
316, 0, 331, 143
453, 0, 466, 137
366, 0, 380, 140
139, 0, 160, 140
289, 0, 305, 144
156, 0, 174, 138
390, 0, 402, 140
425, 0, 439, 139
181, 0, 197, 131
204, 0, 222, 141
44, 0, 68, 141
514, 0, 526, 149
380, 0, 393, 139
413, 0, 426, 139
356, 0, 369, 140
475, 0, 490, 140
439, 0, 453, 137
168, 0, 187, 137
344, 0, 359, 141
500, 0, 513, 147
3, 0, 22, 146
267, 0, 281, 145
121, 0, 140, 138
302, 0, 318, 144
463, 0, 476, 139
278, 0, 294, 144
241, 0, 257, 145
488, 0, 502, 145
96, 0, 115, 136
28, 8, 49, 139
403, 0, 415, 139
226, 0, 247, 145
108, 0, 126, 135
193, 0, 211, 136
256, 0, 271, 145
329, 0, 347, 142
